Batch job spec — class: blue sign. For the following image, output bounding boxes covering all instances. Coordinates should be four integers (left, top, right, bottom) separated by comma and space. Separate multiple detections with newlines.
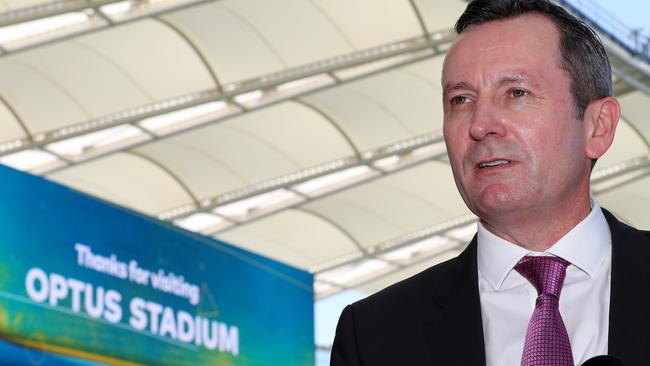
0, 164, 314, 365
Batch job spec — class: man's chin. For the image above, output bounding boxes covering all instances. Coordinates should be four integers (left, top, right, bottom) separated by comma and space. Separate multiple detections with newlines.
473, 189, 526, 218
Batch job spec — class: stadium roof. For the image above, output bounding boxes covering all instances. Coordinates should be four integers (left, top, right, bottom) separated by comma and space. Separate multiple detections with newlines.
1, 0, 649, 301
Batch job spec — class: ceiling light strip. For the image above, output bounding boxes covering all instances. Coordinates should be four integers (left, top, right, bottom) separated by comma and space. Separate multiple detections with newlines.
172, 212, 234, 234
202, 165, 392, 236
591, 154, 650, 181
313, 225, 478, 298
315, 244, 466, 300
157, 203, 197, 220
32, 90, 219, 146
164, 146, 452, 236
0, 0, 215, 54
206, 158, 356, 209
0, 138, 27, 154
156, 156, 442, 237
183, 156, 448, 244
361, 131, 444, 161
219, 131, 443, 206
313, 235, 468, 298
0, 148, 65, 173
591, 154, 650, 193
23, 55, 436, 171
310, 213, 476, 274
0, 9, 108, 51
99, 0, 212, 23
0, 1, 109, 27
157, 132, 446, 221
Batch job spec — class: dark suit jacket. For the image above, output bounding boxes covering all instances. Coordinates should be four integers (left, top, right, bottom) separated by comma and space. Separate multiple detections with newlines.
330, 210, 650, 366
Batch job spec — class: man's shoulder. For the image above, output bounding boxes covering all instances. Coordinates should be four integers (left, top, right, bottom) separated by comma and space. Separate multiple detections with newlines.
331, 249, 477, 365
603, 208, 650, 247
350, 249, 470, 315
634, 225, 650, 241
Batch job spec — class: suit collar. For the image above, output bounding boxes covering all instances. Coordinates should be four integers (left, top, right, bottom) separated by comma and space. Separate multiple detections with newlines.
606, 209, 650, 364
423, 238, 486, 366
477, 202, 610, 291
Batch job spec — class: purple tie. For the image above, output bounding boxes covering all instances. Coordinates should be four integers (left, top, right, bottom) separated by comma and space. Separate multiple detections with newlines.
514, 256, 574, 366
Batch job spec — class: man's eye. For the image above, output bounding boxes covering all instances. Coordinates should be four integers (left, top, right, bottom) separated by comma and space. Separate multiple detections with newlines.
450, 96, 470, 105
511, 89, 529, 97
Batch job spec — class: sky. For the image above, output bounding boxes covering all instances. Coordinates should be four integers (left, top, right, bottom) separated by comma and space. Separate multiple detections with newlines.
595, 0, 649, 35
586, 0, 650, 51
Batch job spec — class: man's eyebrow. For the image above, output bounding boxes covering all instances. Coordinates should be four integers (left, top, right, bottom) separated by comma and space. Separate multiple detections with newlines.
494, 74, 538, 87
443, 81, 473, 95
443, 75, 539, 95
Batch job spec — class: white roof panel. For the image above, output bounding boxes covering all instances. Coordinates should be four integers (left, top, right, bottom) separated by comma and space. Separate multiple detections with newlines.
303, 161, 469, 248
598, 175, 650, 230
161, 2, 286, 85
619, 91, 650, 144
1, 0, 647, 304
0, 19, 214, 134
74, 19, 216, 100
163, 0, 355, 85
13, 42, 151, 129
216, 209, 361, 269
0, 56, 90, 134
216, 0, 352, 66
302, 64, 443, 151
47, 152, 194, 215
0, 100, 26, 142
135, 101, 355, 199
412, 0, 468, 33
595, 117, 649, 170
357, 246, 465, 295
402, 56, 445, 91
313, 0, 424, 49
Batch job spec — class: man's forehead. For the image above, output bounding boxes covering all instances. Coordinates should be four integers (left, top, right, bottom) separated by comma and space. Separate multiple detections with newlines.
441, 14, 561, 85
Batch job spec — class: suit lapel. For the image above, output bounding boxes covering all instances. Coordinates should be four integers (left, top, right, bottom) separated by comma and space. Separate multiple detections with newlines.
606, 209, 650, 364
416, 210, 650, 365
423, 238, 486, 366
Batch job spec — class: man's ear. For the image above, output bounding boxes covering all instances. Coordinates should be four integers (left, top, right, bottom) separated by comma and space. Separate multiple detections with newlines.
583, 96, 620, 160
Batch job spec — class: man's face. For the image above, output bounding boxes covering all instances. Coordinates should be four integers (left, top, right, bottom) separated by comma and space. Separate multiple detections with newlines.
442, 14, 592, 227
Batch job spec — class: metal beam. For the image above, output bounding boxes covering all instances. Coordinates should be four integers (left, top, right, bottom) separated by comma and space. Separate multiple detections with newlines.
0, 0, 219, 57
207, 154, 445, 240
315, 244, 466, 301
163, 131, 445, 223
0, 31, 454, 160
0, 0, 120, 27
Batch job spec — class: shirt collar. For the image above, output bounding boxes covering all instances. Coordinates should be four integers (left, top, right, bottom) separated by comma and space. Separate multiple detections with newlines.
477, 199, 611, 291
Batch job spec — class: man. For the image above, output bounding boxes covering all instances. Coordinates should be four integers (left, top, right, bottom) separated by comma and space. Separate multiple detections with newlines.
331, 0, 650, 365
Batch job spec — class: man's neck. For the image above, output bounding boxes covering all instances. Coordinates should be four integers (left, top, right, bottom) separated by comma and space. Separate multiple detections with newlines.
479, 197, 592, 251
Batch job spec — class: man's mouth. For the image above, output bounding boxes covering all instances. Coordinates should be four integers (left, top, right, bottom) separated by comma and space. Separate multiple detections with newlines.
478, 159, 511, 169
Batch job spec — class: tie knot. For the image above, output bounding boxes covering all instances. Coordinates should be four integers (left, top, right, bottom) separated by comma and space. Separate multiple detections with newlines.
514, 256, 570, 298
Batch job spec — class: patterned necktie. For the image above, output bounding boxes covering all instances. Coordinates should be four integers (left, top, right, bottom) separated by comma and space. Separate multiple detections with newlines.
514, 256, 573, 366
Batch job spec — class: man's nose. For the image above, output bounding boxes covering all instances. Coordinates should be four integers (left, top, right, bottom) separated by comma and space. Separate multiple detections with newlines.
468, 99, 507, 141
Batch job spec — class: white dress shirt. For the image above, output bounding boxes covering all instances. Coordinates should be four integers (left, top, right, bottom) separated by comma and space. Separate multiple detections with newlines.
477, 200, 611, 366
